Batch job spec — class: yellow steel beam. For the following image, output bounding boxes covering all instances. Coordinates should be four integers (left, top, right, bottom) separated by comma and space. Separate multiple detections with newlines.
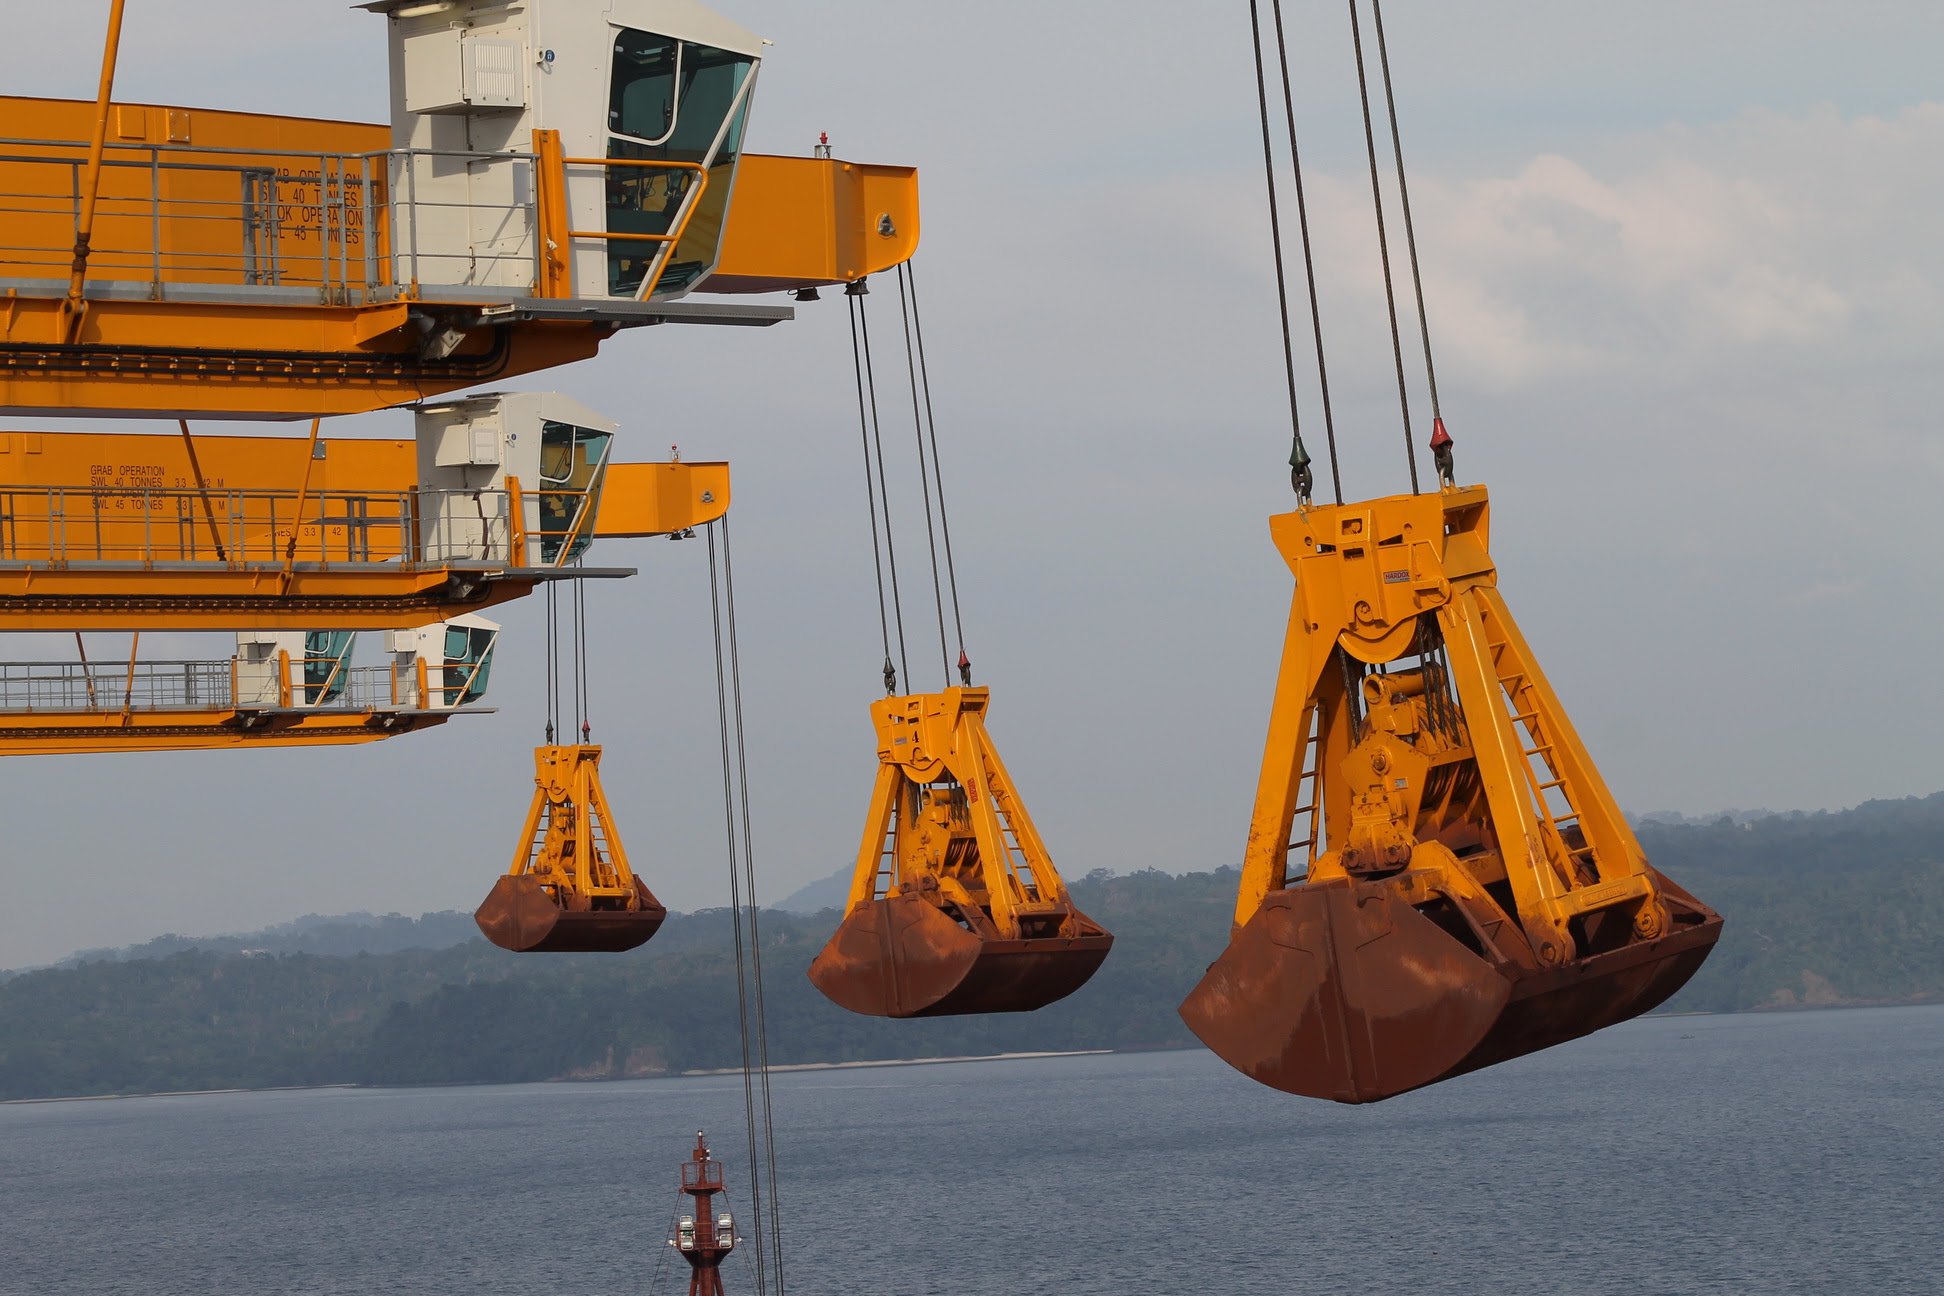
0, 429, 727, 537
0, 708, 451, 756
0, 294, 610, 421
699, 155, 920, 294
0, 565, 549, 632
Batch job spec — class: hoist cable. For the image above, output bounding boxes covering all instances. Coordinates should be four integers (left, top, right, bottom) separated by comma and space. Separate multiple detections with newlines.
1268, 0, 1344, 504
1348, 0, 1422, 494
706, 522, 768, 1296
705, 517, 786, 1296
571, 576, 590, 740
647, 1189, 683, 1294
895, 263, 953, 685
543, 581, 559, 742
899, 262, 970, 673
719, 515, 786, 1293
846, 295, 894, 677
578, 575, 591, 739
1245, 0, 1311, 484
847, 292, 909, 692
858, 296, 912, 692
1371, 0, 1444, 424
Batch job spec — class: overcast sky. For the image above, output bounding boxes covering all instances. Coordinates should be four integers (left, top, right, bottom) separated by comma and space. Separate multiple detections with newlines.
3, 1, 1942, 967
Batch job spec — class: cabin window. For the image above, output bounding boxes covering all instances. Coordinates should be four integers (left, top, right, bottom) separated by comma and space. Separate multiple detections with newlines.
537, 420, 613, 563
442, 624, 497, 706
606, 32, 757, 297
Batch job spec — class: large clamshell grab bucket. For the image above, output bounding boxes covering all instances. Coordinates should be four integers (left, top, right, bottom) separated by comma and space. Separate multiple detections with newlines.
807, 687, 1115, 1018
1180, 869, 1720, 1102
1182, 486, 1724, 1103
474, 744, 667, 954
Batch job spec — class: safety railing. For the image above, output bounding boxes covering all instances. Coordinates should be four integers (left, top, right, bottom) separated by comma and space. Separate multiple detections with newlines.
0, 143, 395, 294
0, 136, 715, 300
0, 482, 593, 568
681, 1159, 724, 1190
0, 657, 451, 714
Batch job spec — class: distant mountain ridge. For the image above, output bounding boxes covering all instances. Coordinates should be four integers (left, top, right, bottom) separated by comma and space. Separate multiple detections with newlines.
776, 868, 851, 915
43, 910, 489, 969
12, 802, 1863, 966
4, 793, 1940, 1100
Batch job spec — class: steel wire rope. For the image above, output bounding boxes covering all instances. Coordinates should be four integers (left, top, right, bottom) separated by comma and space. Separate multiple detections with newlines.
899, 261, 971, 680
647, 1188, 683, 1294
1371, 0, 1446, 429
859, 293, 912, 692
573, 572, 591, 740
1246, 0, 1314, 498
1267, 0, 1344, 503
718, 514, 787, 1293
705, 518, 769, 1296
1348, 0, 1422, 494
847, 291, 905, 693
894, 263, 953, 685
543, 581, 559, 742
705, 517, 786, 1296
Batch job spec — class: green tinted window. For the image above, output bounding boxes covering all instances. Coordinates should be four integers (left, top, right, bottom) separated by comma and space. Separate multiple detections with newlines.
609, 32, 678, 143
537, 420, 613, 564
302, 630, 353, 705
666, 47, 753, 160
606, 34, 756, 297
442, 626, 496, 706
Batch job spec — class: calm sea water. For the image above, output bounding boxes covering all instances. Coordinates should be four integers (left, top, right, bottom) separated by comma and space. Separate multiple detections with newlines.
2, 1005, 1939, 1296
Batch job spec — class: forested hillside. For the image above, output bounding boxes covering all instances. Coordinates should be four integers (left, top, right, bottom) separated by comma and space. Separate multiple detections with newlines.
3, 795, 1940, 1101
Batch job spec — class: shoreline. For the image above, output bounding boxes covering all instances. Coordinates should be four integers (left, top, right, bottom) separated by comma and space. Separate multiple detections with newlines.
9, 1000, 1942, 1106
677, 1049, 1114, 1077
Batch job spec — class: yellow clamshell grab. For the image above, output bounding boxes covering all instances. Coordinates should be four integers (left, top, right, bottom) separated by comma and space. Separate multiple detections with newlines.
809, 687, 1114, 1017
476, 744, 666, 953
1179, 484, 1724, 1103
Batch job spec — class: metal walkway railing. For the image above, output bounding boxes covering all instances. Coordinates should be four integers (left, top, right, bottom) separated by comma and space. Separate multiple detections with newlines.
0, 657, 442, 713
0, 481, 597, 568
0, 135, 711, 302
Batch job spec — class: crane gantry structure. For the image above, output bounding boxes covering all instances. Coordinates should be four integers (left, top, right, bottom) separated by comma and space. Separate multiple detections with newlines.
0, 0, 917, 757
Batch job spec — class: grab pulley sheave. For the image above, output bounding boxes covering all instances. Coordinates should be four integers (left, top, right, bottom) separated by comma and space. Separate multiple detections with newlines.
808, 687, 1113, 1017
1179, 486, 1722, 1102
475, 744, 666, 953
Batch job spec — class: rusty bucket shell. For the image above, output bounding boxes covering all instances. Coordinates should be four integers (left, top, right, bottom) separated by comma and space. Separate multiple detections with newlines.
474, 874, 668, 954
1178, 870, 1723, 1103
807, 892, 1115, 1017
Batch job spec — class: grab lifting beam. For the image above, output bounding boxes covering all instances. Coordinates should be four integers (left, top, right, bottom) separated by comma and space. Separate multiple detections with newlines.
1179, 484, 1722, 1103
807, 687, 1113, 1017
